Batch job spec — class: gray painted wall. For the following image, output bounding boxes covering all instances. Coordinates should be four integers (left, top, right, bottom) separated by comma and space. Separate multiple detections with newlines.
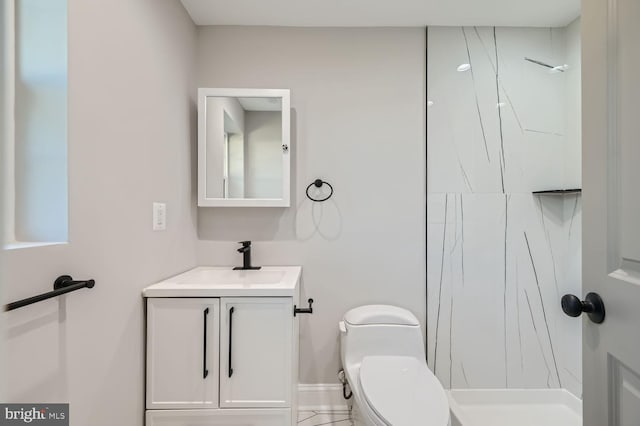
3, 1, 198, 424
196, 26, 426, 384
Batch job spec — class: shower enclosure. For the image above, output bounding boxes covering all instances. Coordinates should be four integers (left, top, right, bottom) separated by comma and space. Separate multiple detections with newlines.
426, 21, 582, 426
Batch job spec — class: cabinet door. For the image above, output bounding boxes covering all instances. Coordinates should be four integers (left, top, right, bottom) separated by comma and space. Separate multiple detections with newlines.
219, 297, 293, 408
146, 298, 220, 409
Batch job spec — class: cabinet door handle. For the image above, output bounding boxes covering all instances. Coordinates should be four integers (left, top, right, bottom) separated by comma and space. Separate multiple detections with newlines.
228, 306, 234, 378
203, 307, 209, 379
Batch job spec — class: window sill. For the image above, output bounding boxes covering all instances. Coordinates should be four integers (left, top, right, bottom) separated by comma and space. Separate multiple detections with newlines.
3, 241, 68, 251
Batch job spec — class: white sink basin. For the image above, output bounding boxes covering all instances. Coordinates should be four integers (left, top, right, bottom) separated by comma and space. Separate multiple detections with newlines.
173, 269, 286, 285
142, 266, 301, 297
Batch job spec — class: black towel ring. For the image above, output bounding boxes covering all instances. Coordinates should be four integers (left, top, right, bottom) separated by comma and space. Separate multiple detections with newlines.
306, 179, 334, 202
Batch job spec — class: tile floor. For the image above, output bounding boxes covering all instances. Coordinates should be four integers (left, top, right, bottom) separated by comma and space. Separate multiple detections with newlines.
297, 410, 353, 425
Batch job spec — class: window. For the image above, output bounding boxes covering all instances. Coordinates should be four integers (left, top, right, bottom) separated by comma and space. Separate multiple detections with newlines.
2, 0, 68, 247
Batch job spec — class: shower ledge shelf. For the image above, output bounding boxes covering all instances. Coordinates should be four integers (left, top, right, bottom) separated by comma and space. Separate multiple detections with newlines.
532, 189, 582, 196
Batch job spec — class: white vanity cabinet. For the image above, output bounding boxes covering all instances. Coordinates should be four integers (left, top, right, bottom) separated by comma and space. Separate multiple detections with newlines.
146, 298, 220, 409
219, 298, 293, 408
143, 267, 302, 426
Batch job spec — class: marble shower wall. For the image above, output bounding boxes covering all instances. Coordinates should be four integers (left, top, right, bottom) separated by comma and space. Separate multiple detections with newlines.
426, 23, 582, 397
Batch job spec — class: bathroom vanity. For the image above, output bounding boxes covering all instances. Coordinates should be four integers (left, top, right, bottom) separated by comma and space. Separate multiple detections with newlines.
142, 266, 302, 426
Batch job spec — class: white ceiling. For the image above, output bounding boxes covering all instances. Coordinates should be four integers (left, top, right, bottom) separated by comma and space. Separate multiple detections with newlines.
180, 0, 580, 28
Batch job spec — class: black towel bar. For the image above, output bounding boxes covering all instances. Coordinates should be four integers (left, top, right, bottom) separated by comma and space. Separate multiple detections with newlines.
294, 298, 314, 316
4, 275, 95, 312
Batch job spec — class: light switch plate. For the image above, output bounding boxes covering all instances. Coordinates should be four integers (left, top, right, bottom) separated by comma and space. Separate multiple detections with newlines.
153, 202, 166, 231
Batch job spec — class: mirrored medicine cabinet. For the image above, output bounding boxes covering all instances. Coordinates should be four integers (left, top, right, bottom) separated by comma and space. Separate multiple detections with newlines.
198, 88, 291, 207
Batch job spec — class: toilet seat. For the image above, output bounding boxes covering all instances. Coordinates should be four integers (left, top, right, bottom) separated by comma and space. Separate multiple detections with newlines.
358, 356, 449, 426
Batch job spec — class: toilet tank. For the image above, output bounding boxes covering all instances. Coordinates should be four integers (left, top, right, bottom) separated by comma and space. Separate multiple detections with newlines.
340, 305, 425, 366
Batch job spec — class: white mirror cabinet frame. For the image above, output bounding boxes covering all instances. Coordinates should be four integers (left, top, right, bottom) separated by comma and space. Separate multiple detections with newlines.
197, 88, 291, 207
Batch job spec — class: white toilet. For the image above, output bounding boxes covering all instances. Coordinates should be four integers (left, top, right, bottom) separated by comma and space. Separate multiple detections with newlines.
339, 305, 450, 426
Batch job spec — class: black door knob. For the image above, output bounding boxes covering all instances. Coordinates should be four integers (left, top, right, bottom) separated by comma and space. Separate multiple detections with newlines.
561, 292, 605, 324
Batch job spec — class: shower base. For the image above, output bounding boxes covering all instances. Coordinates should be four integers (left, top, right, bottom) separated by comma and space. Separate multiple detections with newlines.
447, 389, 582, 426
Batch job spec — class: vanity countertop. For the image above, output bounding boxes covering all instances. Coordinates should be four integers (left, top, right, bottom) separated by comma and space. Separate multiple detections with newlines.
142, 266, 302, 298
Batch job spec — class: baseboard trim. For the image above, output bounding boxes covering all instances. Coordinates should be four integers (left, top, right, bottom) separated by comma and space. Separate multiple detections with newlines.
298, 384, 350, 411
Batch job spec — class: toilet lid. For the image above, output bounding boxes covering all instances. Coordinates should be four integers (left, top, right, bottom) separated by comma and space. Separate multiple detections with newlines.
359, 356, 449, 426
344, 305, 420, 326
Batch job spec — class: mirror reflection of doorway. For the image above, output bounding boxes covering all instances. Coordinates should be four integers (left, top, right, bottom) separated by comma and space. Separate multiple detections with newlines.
223, 110, 245, 199
223, 131, 229, 198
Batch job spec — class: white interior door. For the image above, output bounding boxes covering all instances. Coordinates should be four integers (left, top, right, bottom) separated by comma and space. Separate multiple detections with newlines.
582, 0, 640, 424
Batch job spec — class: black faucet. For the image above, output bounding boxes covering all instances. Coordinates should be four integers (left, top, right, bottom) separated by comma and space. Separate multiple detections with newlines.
233, 241, 261, 270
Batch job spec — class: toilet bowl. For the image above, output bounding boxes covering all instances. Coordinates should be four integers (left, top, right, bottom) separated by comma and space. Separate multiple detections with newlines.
339, 305, 450, 426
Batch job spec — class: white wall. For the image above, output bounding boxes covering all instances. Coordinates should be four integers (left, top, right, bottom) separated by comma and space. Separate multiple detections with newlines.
3, 1, 198, 425
196, 26, 426, 384
427, 25, 582, 396
244, 110, 282, 198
